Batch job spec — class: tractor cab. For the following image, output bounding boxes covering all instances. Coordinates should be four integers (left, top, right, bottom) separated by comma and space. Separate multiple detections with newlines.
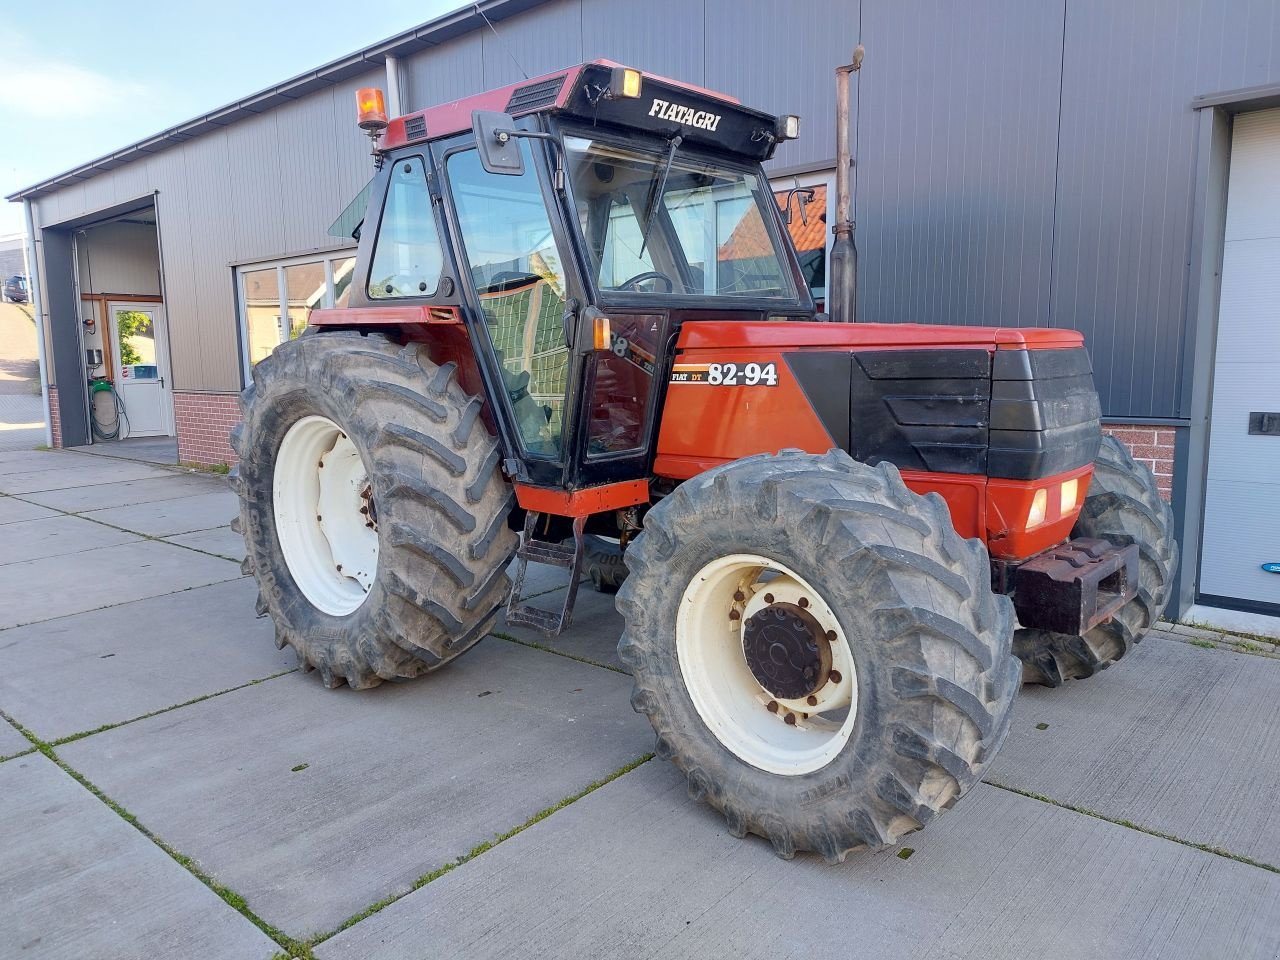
324, 63, 809, 499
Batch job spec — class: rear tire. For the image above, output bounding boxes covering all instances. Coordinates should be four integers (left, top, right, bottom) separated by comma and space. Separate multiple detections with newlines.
1014, 435, 1178, 686
583, 535, 628, 593
618, 450, 1019, 861
230, 331, 517, 689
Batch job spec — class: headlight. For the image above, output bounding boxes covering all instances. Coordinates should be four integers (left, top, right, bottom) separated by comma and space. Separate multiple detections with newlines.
1026, 488, 1048, 529
1060, 478, 1079, 515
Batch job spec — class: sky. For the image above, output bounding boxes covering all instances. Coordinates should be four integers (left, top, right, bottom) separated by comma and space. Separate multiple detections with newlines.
0, 0, 464, 238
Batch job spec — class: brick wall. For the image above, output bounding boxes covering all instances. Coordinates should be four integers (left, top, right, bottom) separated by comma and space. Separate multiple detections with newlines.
47, 385, 62, 448
174, 391, 242, 467
1103, 423, 1174, 500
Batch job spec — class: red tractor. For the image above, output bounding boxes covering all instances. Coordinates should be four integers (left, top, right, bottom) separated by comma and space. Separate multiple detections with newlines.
231, 60, 1177, 862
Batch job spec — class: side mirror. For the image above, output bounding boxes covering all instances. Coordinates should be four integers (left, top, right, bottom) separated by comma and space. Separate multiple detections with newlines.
472, 111, 525, 176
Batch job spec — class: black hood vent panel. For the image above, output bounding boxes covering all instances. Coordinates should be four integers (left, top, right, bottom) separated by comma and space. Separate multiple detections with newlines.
506, 76, 565, 114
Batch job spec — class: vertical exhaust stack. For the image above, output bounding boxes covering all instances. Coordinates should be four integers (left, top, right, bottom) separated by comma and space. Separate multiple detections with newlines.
830, 45, 864, 323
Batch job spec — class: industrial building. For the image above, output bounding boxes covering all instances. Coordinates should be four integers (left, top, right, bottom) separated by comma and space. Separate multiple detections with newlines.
7, 0, 1279, 620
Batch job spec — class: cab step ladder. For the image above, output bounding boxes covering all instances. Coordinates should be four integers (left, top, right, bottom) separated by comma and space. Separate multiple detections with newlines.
504, 513, 585, 636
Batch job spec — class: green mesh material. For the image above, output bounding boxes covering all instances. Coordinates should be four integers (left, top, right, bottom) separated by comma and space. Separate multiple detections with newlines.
482, 281, 570, 450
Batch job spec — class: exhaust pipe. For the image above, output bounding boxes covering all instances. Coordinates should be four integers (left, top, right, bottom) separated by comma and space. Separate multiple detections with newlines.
829, 45, 863, 324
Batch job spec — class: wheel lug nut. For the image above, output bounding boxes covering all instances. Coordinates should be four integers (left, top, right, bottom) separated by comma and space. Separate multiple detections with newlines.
733, 590, 746, 602
826, 630, 837, 642
798, 597, 809, 608
784, 712, 796, 725
729, 609, 741, 621
764, 593, 775, 604
766, 700, 779, 713
806, 695, 818, 706
829, 670, 842, 684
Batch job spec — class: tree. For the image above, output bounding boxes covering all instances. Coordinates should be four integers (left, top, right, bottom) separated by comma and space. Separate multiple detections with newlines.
115, 311, 152, 367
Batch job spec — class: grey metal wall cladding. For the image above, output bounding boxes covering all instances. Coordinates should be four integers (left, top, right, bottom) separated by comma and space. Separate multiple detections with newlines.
1054, 0, 1280, 420
854, 0, 1063, 341
23, 0, 1280, 407
32, 69, 379, 392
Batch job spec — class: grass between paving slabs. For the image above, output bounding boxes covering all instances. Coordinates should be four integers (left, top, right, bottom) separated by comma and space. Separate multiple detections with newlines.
296, 752, 655, 955
0, 710, 318, 958
985, 779, 1280, 875
3, 698, 652, 960
1, 489, 242, 566
49, 668, 297, 747
492, 629, 628, 675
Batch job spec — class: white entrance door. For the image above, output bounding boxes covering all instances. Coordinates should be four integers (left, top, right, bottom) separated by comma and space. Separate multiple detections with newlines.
1199, 108, 1280, 612
108, 301, 174, 438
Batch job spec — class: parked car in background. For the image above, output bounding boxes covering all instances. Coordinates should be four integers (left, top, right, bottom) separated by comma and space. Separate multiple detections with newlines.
3, 276, 29, 303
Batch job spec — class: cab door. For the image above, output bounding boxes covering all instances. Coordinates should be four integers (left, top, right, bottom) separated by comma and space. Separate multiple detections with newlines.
437, 133, 582, 486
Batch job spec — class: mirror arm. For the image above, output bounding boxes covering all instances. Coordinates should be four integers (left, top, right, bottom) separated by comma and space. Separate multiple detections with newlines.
496, 129, 565, 190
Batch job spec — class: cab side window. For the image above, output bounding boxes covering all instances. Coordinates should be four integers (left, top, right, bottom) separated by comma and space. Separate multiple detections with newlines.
446, 143, 571, 457
368, 157, 443, 299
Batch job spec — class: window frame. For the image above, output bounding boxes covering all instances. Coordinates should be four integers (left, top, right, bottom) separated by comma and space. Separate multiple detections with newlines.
436, 128, 589, 473
555, 120, 812, 312
768, 169, 835, 309
234, 249, 356, 384
365, 153, 446, 302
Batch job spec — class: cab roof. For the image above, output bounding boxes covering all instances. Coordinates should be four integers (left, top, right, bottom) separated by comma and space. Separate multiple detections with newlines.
379, 60, 788, 162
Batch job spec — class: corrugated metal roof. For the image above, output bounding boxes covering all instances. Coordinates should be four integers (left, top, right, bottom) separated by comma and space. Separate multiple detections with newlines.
4, 0, 552, 202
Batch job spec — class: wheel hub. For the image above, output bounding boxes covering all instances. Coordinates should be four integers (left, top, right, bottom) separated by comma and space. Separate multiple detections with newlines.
274, 415, 379, 616
742, 602, 832, 700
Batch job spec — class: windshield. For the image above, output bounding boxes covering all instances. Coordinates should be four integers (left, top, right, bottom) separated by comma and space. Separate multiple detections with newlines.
563, 134, 798, 301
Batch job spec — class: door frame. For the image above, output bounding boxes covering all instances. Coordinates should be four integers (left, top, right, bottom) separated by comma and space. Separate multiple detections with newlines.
1183, 86, 1280, 618
105, 297, 175, 438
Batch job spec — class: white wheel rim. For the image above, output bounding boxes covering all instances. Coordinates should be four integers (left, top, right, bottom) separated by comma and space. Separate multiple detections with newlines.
273, 415, 378, 616
677, 554, 858, 776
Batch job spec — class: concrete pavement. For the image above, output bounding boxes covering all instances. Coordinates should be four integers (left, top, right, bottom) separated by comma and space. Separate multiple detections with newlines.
1, 447, 1278, 958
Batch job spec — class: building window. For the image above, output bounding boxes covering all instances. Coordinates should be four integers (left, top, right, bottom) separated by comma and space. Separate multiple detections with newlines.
771, 176, 831, 309
236, 250, 356, 376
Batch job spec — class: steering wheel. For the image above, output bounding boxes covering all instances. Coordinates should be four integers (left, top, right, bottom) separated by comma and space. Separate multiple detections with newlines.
617, 270, 674, 293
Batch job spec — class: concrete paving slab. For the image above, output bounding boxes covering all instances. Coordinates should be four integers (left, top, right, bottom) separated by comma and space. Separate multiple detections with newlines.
0, 754, 277, 960
60, 640, 653, 939
499, 584, 626, 672
0, 578, 294, 742
19, 473, 227, 512
0, 449, 94, 473
69, 436, 179, 464
0, 494, 58, 525
317, 761, 1280, 960
0, 716, 30, 758
990, 636, 1280, 868
166, 525, 245, 561
84, 490, 239, 537
0, 514, 138, 566
0, 458, 175, 494
0, 539, 240, 630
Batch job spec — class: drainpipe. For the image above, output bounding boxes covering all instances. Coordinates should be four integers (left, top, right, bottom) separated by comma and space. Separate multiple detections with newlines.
385, 55, 403, 117
21, 198, 54, 447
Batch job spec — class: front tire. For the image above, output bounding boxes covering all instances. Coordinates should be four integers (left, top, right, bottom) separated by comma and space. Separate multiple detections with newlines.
1014, 435, 1179, 686
618, 450, 1019, 861
230, 331, 517, 689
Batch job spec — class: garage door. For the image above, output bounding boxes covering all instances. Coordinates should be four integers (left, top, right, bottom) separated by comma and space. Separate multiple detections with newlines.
1199, 108, 1280, 613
